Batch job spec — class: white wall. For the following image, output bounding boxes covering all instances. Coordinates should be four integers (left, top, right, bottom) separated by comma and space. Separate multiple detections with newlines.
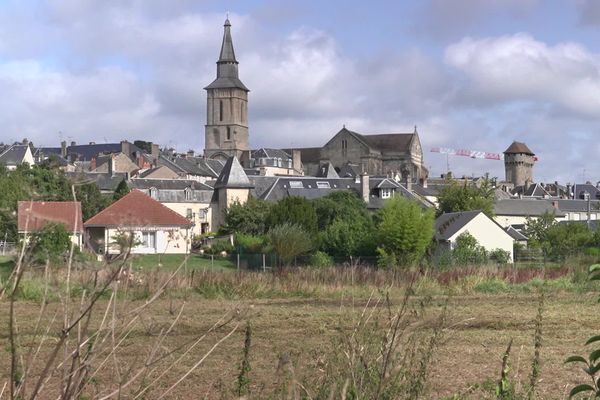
451, 213, 515, 263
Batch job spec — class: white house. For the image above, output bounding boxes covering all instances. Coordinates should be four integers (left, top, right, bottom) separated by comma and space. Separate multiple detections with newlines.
435, 210, 515, 263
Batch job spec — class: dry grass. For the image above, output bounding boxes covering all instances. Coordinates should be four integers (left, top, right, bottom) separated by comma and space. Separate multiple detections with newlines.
1, 289, 598, 399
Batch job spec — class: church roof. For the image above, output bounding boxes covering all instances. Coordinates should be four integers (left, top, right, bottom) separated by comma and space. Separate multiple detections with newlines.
214, 156, 253, 189
504, 141, 534, 155
358, 133, 414, 152
219, 18, 237, 63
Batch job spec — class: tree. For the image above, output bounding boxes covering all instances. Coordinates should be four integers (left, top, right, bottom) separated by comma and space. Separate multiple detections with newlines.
543, 223, 593, 260
437, 180, 495, 218
267, 196, 318, 235
221, 197, 271, 235
452, 232, 488, 265
113, 179, 130, 201
375, 197, 435, 266
315, 192, 375, 257
268, 223, 313, 267
133, 140, 153, 154
523, 211, 557, 249
29, 223, 72, 263
75, 183, 111, 221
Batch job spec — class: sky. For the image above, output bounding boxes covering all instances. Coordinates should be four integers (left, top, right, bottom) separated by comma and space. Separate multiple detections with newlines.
1, 0, 600, 183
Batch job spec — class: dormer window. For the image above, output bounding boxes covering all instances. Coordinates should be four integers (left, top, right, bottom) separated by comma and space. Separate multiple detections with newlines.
184, 187, 192, 201
380, 188, 392, 199
149, 187, 158, 199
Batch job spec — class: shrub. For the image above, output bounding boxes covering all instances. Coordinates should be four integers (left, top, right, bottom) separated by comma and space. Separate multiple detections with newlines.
235, 233, 266, 253
489, 248, 511, 264
310, 251, 334, 268
474, 278, 508, 294
268, 223, 313, 267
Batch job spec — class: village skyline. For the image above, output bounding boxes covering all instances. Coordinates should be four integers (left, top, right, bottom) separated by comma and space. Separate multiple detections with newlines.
1, 1, 599, 183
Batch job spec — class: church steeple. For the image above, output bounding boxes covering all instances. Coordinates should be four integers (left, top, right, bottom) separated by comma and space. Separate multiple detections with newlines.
204, 17, 250, 161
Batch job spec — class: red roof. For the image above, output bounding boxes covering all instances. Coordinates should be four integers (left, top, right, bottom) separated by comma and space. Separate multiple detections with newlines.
18, 201, 83, 233
84, 189, 192, 227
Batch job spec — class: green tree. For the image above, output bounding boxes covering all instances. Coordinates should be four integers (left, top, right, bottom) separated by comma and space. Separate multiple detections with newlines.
375, 197, 435, 266
29, 223, 72, 263
75, 183, 111, 221
437, 180, 495, 218
452, 232, 488, 265
313, 191, 369, 229
221, 197, 271, 235
543, 223, 592, 260
523, 211, 557, 248
113, 179, 131, 201
268, 223, 313, 267
133, 140, 153, 154
267, 196, 318, 235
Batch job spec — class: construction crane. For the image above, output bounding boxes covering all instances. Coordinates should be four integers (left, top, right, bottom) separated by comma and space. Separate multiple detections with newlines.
430, 146, 538, 173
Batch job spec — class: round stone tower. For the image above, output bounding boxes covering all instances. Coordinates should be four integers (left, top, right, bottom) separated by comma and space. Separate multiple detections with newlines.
503, 141, 535, 187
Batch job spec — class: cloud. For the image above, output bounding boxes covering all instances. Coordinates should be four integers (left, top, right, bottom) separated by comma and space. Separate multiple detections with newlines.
444, 33, 600, 118
414, 0, 539, 40
576, 0, 600, 26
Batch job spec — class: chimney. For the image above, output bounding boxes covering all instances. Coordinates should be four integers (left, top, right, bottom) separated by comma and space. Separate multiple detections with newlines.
150, 143, 159, 160
90, 157, 96, 171
120, 140, 131, 159
422, 176, 428, 189
108, 155, 115, 176
187, 149, 195, 158
70, 141, 76, 147
292, 150, 302, 174
89, 141, 95, 145
404, 171, 412, 192
61, 141, 67, 158
360, 173, 370, 204
567, 183, 572, 199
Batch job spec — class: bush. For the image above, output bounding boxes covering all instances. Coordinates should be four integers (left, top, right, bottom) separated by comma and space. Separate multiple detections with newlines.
376, 247, 397, 269
268, 223, 313, 267
489, 248, 511, 264
235, 233, 266, 253
474, 278, 508, 294
310, 251, 334, 268
203, 240, 234, 255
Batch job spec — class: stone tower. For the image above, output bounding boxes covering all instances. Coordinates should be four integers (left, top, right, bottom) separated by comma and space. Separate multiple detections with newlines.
204, 18, 249, 160
503, 141, 535, 187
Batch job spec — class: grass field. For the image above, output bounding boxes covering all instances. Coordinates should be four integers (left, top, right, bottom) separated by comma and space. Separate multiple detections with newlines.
2, 286, 599, 398
128, 253, 235, 271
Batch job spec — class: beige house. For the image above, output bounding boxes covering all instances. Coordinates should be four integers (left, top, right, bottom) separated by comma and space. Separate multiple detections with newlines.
0, 144, 35, 170
84, 190, 192, 255
494, 199, 566, 228
435, 210, 515, 263
17, 201, 84, 247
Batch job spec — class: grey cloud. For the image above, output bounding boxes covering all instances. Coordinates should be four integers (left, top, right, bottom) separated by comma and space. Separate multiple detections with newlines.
577, 0, 600, 26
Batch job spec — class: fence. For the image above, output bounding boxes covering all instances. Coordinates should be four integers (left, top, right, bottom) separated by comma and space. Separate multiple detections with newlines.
0, 241, 16, 255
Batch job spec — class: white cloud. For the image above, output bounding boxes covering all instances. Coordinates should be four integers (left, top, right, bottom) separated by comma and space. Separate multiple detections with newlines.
445, 33, 600, 117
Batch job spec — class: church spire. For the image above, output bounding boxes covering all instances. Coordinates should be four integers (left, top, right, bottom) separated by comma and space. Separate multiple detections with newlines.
218, 17, 237, 64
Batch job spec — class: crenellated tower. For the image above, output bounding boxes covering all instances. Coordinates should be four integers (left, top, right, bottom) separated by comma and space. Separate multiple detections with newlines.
204, 18, 249, 160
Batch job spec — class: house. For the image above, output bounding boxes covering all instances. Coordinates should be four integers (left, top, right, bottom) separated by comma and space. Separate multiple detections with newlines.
129, 179, 215, 235
494, 199, 566, 228
0, 144, 35, 170
556, 199, 600, 222
435, 210, 515, 263
247, 148, 303, 176
84, 190, 192, 255
17, 201, 84, 247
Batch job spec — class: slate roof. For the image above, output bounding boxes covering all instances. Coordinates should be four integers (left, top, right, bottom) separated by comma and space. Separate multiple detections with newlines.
572, 184, 600, 200
506, 226, 528, 241
130, 179, 212, 191
494, 199, 566, 217
504, 141, 534, 155
18, 201, 83, 233
358, 133, 413, 152
84, 190, 192, 227
512, 183, 550, 198
251, 148, 292, 160
254, 177, 359, 202
64, 142, 145, 162
435, 211, 482, 241
557, 199, 600, 212
316, 162, 340, 178
65, 172, 129, 191
214, 157, 253, 189
204, 19, 248, 91
0, 145, 29, 165
338, 162, 362, 178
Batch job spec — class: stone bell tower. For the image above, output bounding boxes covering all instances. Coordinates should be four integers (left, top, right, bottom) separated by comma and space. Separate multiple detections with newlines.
504, 141, 535, 187
204, 18, 249, 161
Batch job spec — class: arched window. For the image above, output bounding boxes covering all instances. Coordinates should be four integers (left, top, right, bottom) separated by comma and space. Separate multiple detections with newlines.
219, 100, 223, 121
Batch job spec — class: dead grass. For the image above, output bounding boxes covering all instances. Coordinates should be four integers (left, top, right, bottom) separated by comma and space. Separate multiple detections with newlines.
1, 290, 598, 399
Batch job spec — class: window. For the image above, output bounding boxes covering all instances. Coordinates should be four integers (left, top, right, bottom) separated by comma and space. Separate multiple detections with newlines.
227, 126, 231, 140
341, 139, 348, 156
184, 188, 192, 201
186, 208, 193, 219
289, 181, 304, 188
141, 232, 156, 249
149, 187, 158, 199
381, 188, 392, 199
316, 181, 331, 189
219, 100, 223, 121
201, 223, 210, 234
